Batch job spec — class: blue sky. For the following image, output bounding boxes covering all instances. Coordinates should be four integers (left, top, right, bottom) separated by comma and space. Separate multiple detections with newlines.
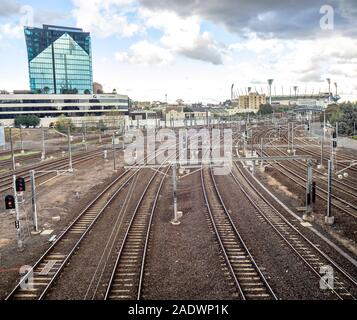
1, 0, 357, 102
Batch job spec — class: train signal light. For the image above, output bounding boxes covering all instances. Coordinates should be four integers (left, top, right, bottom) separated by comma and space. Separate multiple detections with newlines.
332, 131, 337, 148
5, 195, 15, 210
15, 177, 26, 192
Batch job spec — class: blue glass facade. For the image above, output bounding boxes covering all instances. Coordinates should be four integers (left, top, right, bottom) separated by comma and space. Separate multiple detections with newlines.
24, 25, 93, 94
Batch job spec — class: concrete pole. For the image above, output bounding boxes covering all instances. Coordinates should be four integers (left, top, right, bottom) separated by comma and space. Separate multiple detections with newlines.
30, 170, 38, 232
41, 125, 45, 161
82, 121, 85, 143
171, 163, 180, 225
10, 127, 16, 171
112, 132, 117, 171
252, 160, 256, 175
20, 126, 24, 153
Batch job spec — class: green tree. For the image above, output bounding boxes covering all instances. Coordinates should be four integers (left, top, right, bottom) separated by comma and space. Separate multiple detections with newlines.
43, 86, 50, 94
97, 119, 108, 132
14, 115, 40, 128
258, 104, 273, 115
54, 115, 75, 134
84, 89, 91, 94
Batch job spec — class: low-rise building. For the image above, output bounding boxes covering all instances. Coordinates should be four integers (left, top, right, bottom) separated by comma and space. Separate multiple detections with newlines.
237, 92, 267, 113
0, 93, 129, 126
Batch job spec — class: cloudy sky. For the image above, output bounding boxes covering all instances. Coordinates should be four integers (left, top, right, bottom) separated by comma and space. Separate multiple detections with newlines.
0, 0, 357, 103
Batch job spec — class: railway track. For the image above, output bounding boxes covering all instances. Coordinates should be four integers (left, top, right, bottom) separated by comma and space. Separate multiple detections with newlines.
104, 166, 168, 300
230, 159, 357, 300
0, 149, 108, 193
5, 169, 137, 300
201, 167, 277, 300
253, 128, 357, 219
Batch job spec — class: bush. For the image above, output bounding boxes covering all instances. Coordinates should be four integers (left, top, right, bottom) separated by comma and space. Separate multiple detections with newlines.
258, 104, 273, 115
14, 115, 41, 128
54, 115, 75, 134
97, 120, 108, 132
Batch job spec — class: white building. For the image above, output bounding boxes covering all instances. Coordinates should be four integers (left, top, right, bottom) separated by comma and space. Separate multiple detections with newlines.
0, 93, 129, 126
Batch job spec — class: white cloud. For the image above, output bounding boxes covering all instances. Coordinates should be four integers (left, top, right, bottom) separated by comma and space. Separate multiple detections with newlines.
139, 8, 225, 64
115, 40, 173, 65
72, 0, 141, 38
0, 23, 23, 39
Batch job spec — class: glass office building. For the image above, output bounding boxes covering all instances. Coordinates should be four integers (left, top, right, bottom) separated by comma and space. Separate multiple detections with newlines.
24, 25, 93, 94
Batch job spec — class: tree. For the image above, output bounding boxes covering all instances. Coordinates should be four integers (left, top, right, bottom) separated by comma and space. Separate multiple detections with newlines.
258, 104, 273, 115
54, 115, 75, 134
14, 115, 40, 128
183, 106, 193, 112
43, 86, 50, 94
84, 89, 91, 94
97, 119, 107, 132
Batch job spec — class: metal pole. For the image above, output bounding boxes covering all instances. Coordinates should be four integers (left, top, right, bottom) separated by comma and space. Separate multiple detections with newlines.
13, 175, 23, 250
30, 170, 38, 232
82, 121, 85, 143
20, 126, 24, 153
323, 110, 326, 141
112, 132, 116, 171
260, 138, 263, 166
68, 126, 73, 172
304, 159, 313, 220
287, 122, 291, 152
10, 127, 16, 171
171, 163, 180, 225
41, 125, 45, 161
335, 122, 338, 172
320, 135, 324, 167
291, 122, 294, 155
251, 130, 253, 156
326, 160, 334, 224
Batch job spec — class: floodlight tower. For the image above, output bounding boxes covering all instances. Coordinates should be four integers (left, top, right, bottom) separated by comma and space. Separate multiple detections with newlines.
326, 78, 331, 103
334, 82, 337, 99
293, 86, 298, 97
268, 79, 274, 105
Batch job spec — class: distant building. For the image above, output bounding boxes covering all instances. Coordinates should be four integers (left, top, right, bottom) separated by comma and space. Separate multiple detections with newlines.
93, 82, 104, 94
237, 92, 267, 113
0, 93, 129, 126
24, 25, 93, 94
